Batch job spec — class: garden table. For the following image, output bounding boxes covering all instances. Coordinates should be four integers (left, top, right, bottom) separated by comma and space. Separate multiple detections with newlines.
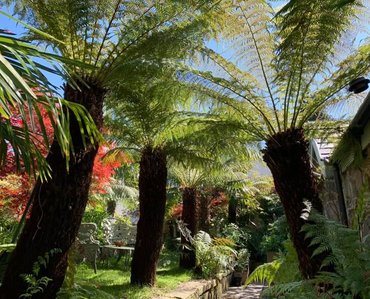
100, 245, 134, 267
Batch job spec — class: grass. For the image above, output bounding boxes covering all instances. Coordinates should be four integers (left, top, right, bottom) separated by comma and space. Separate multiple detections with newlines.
57, 250, 193, 299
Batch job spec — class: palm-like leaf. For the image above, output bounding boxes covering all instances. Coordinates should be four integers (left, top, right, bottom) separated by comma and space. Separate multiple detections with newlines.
0, 15, 99, 179
183, 0, 368, 138
7, 0, 227, 82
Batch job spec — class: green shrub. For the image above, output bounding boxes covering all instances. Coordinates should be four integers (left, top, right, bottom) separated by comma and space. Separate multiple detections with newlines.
247, 211, 370, 298
193, 231, 236, 278
82, 205, 109, 242
0, 210, 17, 244
260, 216, 289, 253
213, 237, 236, 248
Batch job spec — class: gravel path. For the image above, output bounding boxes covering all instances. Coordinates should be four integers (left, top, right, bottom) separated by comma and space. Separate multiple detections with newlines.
222, 284, 265, 299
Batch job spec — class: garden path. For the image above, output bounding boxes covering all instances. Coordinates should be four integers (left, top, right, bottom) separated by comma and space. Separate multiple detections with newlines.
222, 284, 264, 299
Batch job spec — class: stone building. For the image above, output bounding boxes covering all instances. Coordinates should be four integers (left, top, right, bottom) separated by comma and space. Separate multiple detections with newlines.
311, 92, 370, 237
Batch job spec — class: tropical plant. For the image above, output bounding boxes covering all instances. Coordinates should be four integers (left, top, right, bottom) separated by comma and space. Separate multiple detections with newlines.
260, 217, 289, 254
170, 165, 206, 269
183, 0, 370, 278
247, 210, 370, 298
19, 248, 62, 298
104, 64, 248, 284
0, 12, 98, 180
235, 248, 250, 271
0, 0, 228, 295
192, 230, 236, 278
247, 239, 301, 287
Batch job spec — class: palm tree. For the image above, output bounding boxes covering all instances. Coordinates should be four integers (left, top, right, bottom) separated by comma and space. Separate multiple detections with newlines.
184, 0, 370, 279
0, 1, 226, 296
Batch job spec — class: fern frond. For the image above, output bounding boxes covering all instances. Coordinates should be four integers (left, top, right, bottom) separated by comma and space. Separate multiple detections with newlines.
246, 259, 282, 286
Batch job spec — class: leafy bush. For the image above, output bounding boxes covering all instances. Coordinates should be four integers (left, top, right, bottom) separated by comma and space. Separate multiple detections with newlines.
260, 216, 289, 253
234, 248, 250, 272
193, 231, 237, 278
247, 211, 370, 298
0, 210, 17, 244
220, 223, 250, 250
213, 237, 236, 248
82, 205, 109, 242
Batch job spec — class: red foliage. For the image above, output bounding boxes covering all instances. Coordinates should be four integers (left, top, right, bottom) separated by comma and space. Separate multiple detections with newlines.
1, 97, 125, 217
90, 145, 121, 194
0, 103, 54, 218
170, 203, 183, 219
210, 191, 228, 207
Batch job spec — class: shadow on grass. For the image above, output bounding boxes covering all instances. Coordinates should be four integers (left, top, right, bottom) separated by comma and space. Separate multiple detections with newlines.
71, 251, 194, 298
156, 266, 191, 276
98, 283, 151, 299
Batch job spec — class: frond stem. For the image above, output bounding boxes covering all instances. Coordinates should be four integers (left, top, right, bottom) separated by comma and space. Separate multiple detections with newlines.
93, 0, 123, 68
240, 5, 280, 132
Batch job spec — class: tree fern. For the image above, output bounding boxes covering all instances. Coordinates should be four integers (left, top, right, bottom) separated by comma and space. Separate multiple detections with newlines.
253, 210, 370, 298
0, 13, 99, 179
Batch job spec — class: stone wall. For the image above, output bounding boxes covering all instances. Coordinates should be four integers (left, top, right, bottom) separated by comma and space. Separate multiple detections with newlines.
153, 271, 232, 299
321, 164, 342, 223
340, 165, 370, 236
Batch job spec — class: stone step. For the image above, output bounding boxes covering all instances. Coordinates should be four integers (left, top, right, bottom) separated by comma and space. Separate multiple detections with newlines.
221, 284, 265, 299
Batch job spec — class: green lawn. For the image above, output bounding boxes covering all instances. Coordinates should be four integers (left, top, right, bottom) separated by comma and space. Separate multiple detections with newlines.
58, 251, 193, 299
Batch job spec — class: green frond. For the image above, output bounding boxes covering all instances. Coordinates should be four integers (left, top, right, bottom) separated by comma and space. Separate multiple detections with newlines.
180, 0, 367, 136
246, 259, 282, 286
7, 0, 228, 82
170, 164, 207, 188
331, 129, 364, 171
104, 178, 139, 202
0, 19, 99, 179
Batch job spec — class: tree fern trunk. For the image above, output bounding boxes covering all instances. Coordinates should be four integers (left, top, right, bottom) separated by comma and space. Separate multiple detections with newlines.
228, 195, 237, 224
199, 190, 211, 232
130, 147, 167, 286
179, 187, 198, 269
0, 79, 105, 299
263, 128, 324, 279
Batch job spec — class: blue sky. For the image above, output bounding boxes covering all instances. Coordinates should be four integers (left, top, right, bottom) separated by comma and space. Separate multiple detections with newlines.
1, 3, 369, 117
0, 8, 66, 93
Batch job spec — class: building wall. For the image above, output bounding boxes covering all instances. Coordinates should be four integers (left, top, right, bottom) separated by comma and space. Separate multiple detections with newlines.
322, 158, 370, 238
321, 164, 342, 223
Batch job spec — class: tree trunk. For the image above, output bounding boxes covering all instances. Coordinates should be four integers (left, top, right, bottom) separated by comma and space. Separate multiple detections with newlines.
107, 200, 117, 216
130, 147, 167, 286
228, 195, 237, 224
179, 187, 198, 269
0, 79, 105, 299
198, 190, 211, 232
262, 128, 325, 279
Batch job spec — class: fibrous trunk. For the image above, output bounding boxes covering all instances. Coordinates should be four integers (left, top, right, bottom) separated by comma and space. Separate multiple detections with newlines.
0, 79, 104, 299
228, 195, 237, 224
130, 147, 167, 286
107, 200, 117, 216
179, 187, 198, 269
263, 128, 324, 279
198, 190, 211, 232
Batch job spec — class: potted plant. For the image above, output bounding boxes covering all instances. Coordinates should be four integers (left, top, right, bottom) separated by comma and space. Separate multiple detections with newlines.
232, 248, 250, 286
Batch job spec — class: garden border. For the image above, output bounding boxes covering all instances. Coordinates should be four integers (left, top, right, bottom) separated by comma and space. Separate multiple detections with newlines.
153, 271, 232, 299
